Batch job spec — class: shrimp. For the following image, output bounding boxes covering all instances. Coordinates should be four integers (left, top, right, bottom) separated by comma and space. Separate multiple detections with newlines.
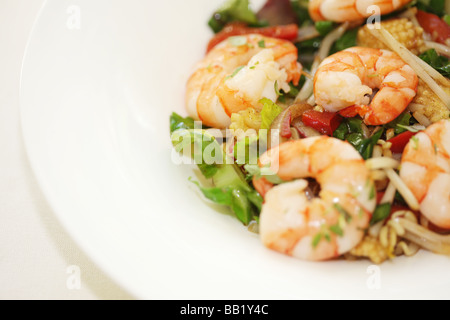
314, 47, 418, 126
400, 120, 450, 229
186, 34, 302, 129
253, 137, 377, 261
309, 0, 413, 22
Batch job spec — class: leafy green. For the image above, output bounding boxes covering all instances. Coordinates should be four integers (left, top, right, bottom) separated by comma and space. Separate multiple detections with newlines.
315, 21, 334, 36
208, 0, 259, 33
234, 135, 260, 166
384, 112, 413, 135
197, 163, 220, 180
244, 164, 285, 185
260, 98, 283, 130
312, 233, 323, 248
295, 37, 322, 70
170, 112, 195, 134
191, 181, 258, 225
334, 118, 384, 159
228, 36, 248, 47
330, 28, 358, 54
290, 0, 313, 26
329, 224, 344, 237
444, 14, 450, 25
361, 130, 384, 160
414, 0, 446, 17
195, 164, 263, 225
419, 49, 450, 78
227, 65, 245, 79
171, 127, 223, 179
370, 203, 392, 226
170, 114, 263, 225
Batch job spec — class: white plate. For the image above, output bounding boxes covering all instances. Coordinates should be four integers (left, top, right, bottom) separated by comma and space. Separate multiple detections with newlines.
20, 0, 450, 299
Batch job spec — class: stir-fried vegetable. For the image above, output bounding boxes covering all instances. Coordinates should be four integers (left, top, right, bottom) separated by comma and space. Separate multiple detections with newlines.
419, 49, 450, 77
208, 0, 260, 33
302, 110, 342, 136
414, 0, 447, 17
171, 0, 450, 264
334, 118, 384, 160
260, 98, 283, 130
171, 112, 263, 225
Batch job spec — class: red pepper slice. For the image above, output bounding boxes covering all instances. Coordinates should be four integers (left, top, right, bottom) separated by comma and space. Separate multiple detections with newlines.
416, 10, 450, 45
207, 22, 299, 52
280, 110, 292, 138
387, 130, 417, 154
302, 110, 343, 136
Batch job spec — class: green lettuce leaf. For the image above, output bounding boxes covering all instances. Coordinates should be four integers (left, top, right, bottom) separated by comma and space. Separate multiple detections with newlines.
260, 98, 283, 130
170, 112, 195, 134
208, 0, 259, 33
419, 49, 450, 78
170, 113, 223, 179
191, 164, 263, 225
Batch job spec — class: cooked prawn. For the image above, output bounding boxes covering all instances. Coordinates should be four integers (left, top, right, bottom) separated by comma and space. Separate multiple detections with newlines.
314, 47, 418, 126
253, 137, 377, 261
186, 34, 302, 129
309, 0, 413, 22
400, 120, 450, 229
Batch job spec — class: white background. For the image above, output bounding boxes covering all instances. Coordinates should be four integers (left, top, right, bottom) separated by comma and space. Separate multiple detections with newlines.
0, 0, 133, 299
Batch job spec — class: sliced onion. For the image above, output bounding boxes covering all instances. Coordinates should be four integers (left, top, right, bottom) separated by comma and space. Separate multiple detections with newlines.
366, 157, 400, 170
425, 41, 450, 57
291, 119, 322, 138
269, 102, 314, 147
297, 25, 320, 42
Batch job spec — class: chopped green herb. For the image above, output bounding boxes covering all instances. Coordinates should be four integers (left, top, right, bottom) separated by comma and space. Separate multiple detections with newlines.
274, 81, 283, 96
334, 117, 383, 159
312, 233, 323, 249
329, 224, 344, 237
227, 66, 245, 79
228, 36, 248, 47
411, 136, 419, 150
369, 184, 376, 200
258, 40, 266, 48
434, 143, 439, 154
370, 203, 392, 226
367, 73, 379, 78
334, 204, 352, 223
